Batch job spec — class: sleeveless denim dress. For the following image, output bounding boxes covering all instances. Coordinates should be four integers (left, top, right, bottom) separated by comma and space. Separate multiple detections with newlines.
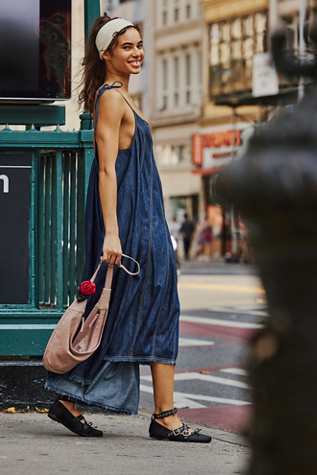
45, 83, 180, 414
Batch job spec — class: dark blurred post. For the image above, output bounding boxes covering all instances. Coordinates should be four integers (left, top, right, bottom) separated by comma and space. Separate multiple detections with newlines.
215, 5, 317, 473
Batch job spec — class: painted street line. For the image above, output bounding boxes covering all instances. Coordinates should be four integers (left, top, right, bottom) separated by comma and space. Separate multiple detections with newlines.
180, 314, 263, 329
141, 371, 250, 389
140, 384, 251, 409
209, 306, 268, 317
179, 337, 215, 347
178, 282, 265, 294
221, 368, 248, 376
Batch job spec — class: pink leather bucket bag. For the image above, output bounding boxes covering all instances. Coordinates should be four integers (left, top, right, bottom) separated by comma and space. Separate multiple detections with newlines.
42, 254, 140, 374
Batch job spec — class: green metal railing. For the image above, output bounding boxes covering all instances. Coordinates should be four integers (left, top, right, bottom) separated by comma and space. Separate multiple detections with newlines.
0, 125, 94, 355
37, 149, 84, 310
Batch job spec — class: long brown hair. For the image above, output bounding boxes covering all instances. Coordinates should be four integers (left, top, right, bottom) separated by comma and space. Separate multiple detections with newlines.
78, 13, 141, 113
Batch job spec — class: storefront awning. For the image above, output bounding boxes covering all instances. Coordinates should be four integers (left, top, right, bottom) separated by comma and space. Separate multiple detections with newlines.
214, 86, 299, 107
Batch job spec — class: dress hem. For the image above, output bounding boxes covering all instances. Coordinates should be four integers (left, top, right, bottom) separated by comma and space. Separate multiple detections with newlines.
44, 381, 138, 415
104, 356, 176, 364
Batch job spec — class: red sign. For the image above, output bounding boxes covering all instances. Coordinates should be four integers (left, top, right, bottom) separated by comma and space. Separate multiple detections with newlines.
203, 130, 241, 148
192, 130, 242, 166
192, 134, 204, 166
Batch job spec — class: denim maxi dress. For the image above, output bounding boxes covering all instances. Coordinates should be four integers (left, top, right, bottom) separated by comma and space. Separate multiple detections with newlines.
45, 83, 180, 414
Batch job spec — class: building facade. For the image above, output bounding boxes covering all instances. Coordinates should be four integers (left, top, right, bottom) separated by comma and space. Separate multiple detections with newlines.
193, 0, 269, 257
149, 0, 204, 225
195, 0, 307, 257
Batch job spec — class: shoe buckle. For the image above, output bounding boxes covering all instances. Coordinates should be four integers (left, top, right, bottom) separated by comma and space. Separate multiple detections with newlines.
172, 428, 181, 437
182, 429, 190, 439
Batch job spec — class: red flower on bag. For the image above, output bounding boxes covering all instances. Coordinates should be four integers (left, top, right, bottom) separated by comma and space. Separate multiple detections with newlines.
79, 280, 96, 296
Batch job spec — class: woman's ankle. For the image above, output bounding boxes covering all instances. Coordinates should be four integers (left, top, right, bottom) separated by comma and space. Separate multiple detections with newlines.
156, 414, 181, 429
60, 400, 80, 415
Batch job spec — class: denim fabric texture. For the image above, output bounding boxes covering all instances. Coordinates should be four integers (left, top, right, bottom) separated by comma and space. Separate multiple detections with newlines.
45, 83, 180, 413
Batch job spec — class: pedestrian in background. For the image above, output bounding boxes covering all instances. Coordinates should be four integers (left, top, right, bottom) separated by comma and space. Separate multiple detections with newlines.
45, 13, 210, 444
180, 213, 194, 260
169, 216, 181, 269
201, 215, 213, 260
169, 216, 181, 242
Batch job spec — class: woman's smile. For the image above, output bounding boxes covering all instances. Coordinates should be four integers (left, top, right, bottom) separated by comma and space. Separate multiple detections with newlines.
128, 59, 142, 68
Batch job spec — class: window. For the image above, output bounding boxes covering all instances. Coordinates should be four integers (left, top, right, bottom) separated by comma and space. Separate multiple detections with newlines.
162, 0, 168, 26
186, 2, 191, 19
161, 58, 168, 109
155, 144, 190, 166
174, 56, 179, 106
282, 16, 297, 53
209, 11, 267, 97
185, 53, 191, 104
174, 0, 180, 22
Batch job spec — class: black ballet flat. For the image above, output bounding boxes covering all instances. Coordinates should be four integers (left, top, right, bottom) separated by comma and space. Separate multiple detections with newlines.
48, 398, 103, 437
149, 408, 212, 443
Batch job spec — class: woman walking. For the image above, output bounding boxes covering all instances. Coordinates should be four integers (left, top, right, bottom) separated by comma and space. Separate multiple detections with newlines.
45, 13, 211, 443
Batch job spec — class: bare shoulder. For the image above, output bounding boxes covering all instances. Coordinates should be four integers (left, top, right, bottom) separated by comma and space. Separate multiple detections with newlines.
98, 87, 125, 122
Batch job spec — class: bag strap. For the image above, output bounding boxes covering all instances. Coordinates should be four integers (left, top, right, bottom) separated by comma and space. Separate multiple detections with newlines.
90, 253, 140, 286
119, 253, 141, 276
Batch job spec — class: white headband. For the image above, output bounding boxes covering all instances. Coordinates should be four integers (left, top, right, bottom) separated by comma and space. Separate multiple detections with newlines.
95, 18, 134, 59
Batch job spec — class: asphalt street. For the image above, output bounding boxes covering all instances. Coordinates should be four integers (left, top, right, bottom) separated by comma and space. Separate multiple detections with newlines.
139, 261, 266, 435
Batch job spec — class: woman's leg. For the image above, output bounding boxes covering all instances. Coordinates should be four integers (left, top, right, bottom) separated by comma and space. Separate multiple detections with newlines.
150, 362, 190, 431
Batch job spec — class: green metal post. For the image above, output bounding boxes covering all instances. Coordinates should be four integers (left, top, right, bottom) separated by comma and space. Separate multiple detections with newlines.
30, 152, 36, 307
82, 0, 100, 130
56, 150, 64, 310
84, 0, 101, 43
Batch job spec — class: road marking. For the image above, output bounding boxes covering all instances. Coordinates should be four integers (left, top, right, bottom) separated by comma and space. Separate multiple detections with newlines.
179, 337, 214, 347
141, 371, 250, 389
210, 306, 268, 317
180, 314, 263, 329
178, 282, 265, 294
140, 384, 250, 409
221, 368, 248, 376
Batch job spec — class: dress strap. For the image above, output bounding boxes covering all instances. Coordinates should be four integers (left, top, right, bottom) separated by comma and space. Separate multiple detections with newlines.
94, 81, 124, 124
112, 88, 136, 116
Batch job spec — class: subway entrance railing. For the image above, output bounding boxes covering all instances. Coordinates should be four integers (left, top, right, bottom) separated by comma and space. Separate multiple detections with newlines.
0, 122, 94, 356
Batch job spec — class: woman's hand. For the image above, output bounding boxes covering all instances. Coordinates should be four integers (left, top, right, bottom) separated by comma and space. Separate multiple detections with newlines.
101, 233, 122, 266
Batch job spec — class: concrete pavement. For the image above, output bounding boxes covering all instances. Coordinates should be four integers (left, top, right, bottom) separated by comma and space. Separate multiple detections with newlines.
0, 411, 250, 475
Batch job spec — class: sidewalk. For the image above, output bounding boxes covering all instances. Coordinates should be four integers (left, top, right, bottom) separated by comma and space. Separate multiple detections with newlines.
0, 411, 250, 475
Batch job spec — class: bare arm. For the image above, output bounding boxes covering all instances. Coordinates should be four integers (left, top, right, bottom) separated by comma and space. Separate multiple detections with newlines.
95, 90, 125, 266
